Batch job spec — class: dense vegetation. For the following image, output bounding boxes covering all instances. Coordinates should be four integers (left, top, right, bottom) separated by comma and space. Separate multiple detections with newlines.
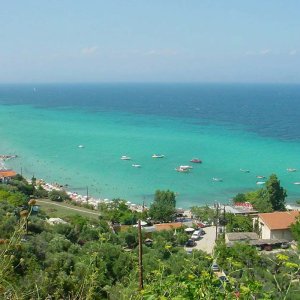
0, 176, 299, 299
233, 174, 287, 212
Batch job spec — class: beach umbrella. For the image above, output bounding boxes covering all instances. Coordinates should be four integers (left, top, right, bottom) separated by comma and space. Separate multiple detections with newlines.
185, 227, 195, 233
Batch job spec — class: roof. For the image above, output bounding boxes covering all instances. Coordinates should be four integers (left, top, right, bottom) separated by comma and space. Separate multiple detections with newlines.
0, 170, 17, 178
226, 232, 259, 242
154, 222, 183, 231
258, 211, 299, 230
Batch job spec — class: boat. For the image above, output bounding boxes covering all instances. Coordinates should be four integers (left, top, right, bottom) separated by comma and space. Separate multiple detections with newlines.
212, 177, 223, 182
190, 158, 202, 163
121, 155, 131, 160
78, 145, 84, 148
256, 181, 266, 185
152, 154, 164, 158
293, 182, 300, 185
179, 165, 193, 170
256, 175, 266, 179
132, 164, 141, 168
176, 167, 190, 173
240, 169, 250, 173
287, 168, 297, 172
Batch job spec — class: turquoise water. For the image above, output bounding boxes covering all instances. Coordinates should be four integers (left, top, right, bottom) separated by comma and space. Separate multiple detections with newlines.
1, 84, 300, 208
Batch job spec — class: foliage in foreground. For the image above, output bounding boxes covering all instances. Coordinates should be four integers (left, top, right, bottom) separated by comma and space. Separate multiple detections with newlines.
0, 180, 299, 299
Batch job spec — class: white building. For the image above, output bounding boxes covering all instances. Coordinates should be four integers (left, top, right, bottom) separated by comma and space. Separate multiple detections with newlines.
256, 211, 299, 241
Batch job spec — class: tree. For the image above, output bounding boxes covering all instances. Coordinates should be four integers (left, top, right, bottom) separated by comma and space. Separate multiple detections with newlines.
250, 189, 273, 213
191, 205, 215, 222
232, 193, 247, 203
149, 190, 176, 222
265, 174, 287, 211
226, 214, 253, 232
291, 217, 300, 247
48, 190, 70, 202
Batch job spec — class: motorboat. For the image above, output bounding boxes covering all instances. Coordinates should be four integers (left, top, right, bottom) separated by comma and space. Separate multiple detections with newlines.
240, 169, 250, 173
256, 181, 266, 185
256, 175, 266, 179
132, 164, 141, 168
152, 154, 164, 158
287, 168, 297, 172
179, 165, 193, 170
121, 155, 131, 160
212, 177, 223, 182
190, 158, 202, 163
293, 182, 300, 185
78, 145, 84, 148
176, 167, 190, 173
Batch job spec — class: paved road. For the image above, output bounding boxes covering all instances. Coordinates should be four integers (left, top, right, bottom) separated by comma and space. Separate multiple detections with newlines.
193, 226, 216, 254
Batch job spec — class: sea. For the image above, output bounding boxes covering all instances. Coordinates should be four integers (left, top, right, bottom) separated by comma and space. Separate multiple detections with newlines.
1, 83, 300, 208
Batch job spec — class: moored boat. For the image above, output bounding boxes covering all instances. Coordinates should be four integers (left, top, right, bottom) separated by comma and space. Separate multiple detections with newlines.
121, 155, 131, 160
287, 168, 297, 172
240, 169, 250, 173
152, 154, 164, 158
293, 182, 300, 185
179, 165, 193, 170
176, 167, 190, 173
256, 181, 266, 185
190, 158, 202, 163
256, 175, 266, 179
212, 177, 223, 182
132, 164, 141, 168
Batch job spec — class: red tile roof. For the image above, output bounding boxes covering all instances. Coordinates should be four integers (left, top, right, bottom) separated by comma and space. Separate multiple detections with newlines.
258, 211, 299, 230
0, 170, 17, 178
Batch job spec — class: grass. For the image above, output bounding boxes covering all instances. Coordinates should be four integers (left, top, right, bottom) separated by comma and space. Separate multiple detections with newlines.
36, 199, 100, 221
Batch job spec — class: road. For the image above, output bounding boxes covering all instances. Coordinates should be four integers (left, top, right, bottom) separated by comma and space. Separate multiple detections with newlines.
193, 226, 216, 254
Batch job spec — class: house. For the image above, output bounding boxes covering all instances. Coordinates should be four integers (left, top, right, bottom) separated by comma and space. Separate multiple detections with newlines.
0, 169, 17, 183
256, 211, 299, 241
225, 232, 259, 245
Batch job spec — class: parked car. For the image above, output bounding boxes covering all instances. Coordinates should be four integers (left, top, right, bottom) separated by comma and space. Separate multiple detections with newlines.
185, 239, 196, 247
211, 262, 220, 272
264, 244, 272, 251
219, 275, 229, 284
281, 242, 289, 249
191, 230, 202, 240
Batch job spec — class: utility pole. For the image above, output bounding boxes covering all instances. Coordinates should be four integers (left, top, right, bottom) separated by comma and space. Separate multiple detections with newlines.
215, 202, 219, 242
138, 220, 144, 290
86, 186, 89, 203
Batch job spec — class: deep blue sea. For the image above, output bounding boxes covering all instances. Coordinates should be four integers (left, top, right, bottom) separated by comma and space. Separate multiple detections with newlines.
1, 83, 300, 208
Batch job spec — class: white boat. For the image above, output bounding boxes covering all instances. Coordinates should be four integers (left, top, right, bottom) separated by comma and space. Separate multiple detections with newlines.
78, 145, 84, 148
132, 164, 141, 168
256, 181, 266, 185
212, 177, 223, 182
293, 182, 300, 185
180, 165, 193, 170
287, 168, 297, 172
176, 167, 190, 173
256, 175, 266, 179
152, 154, 164, 158
121, 155, 131, 160
240, 169, 250, 173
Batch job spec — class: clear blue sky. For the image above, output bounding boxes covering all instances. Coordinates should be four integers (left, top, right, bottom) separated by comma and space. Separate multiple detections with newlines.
1, 1, 300, 83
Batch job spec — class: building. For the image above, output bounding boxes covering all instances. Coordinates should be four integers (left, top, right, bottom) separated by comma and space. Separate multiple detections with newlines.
0, 169, 17, 183
256, 211, 299, 241
225, 232, 259, 245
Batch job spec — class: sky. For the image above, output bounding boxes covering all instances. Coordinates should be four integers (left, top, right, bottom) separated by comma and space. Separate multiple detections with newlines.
0, 1, 300, 83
